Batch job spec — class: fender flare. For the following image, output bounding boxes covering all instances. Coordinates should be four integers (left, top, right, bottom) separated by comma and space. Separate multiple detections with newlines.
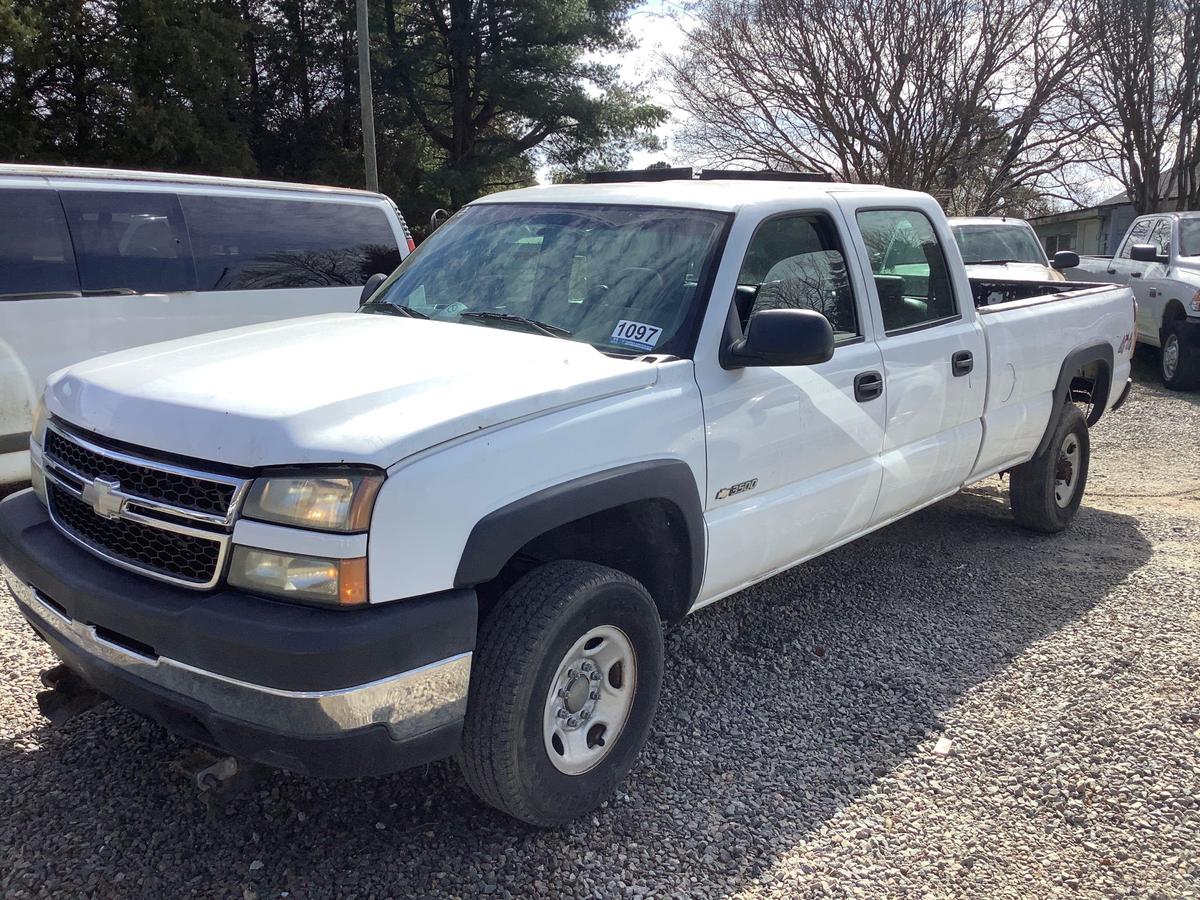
453, 459, 706, 606
1034, 342, 1113, 458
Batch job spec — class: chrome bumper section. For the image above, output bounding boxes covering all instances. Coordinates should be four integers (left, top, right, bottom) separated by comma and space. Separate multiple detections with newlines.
9, 575, 471, 742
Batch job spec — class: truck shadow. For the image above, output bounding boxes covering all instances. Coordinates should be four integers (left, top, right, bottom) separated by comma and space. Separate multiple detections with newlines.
0, 486, 1153, 898
1131, 344, 1200, 407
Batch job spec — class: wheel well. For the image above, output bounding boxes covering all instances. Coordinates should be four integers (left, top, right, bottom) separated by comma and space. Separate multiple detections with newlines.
474, 499, 695, 625
1068, 357, 1112, 426
1163, 299, 1187, 325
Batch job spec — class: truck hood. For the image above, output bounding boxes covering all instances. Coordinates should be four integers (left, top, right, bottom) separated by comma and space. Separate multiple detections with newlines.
45, 313, 659, 469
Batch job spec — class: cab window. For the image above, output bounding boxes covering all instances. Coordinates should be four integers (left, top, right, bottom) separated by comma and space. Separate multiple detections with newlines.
1119, 218, 1154, 258
181, 195, 401, 290
1147, 218, 1172, 257
734, 214, 859, 342
856, 209, 958, 332
0, 189, 80, 297
59, 191, 194, 294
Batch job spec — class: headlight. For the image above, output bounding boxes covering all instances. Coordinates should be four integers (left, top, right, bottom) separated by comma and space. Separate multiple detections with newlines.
242, 470, 383, 532
30, 396, 48, 506
30, 396, 48, 445
1190, 290, 1200, 313
227, 547, 368, 607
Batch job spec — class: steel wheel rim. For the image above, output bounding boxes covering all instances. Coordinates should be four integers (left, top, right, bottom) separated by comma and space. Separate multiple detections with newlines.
542, 625, 637, 775
1163, 335, 1179, 379
1054, 433, 1081, 508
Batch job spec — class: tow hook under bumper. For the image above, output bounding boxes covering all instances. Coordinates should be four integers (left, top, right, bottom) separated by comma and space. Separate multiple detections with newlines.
36, 662, 108, 726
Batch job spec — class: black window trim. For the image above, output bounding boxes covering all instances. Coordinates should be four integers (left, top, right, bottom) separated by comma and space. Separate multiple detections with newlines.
730, 208, 867, 349
853, 203, 964, 337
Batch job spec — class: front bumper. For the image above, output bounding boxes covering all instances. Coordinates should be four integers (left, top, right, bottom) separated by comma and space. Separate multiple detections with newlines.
0, 489, 477, 777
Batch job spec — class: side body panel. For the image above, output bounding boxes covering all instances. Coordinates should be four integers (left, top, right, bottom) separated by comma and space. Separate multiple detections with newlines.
367, 361, 707, 604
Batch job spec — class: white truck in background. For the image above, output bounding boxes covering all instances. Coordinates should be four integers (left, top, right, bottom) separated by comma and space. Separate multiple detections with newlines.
1067, 211, 1200, 389
0, 172, 1134, 826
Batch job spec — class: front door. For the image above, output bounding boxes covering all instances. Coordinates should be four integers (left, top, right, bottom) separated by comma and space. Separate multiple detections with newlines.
844, 204, 987, 524
697, 211, 886, 604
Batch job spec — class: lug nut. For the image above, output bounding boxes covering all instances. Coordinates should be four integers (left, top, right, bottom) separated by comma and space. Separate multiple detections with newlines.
557, 708, 569, 719
567, 669, 577, 679
579, 709, 590, 720
567, 717, 578, 728
589, 670, 602, 681
590, 690, 600, 700
558, 688, 570, 699
580, 660, 593, 672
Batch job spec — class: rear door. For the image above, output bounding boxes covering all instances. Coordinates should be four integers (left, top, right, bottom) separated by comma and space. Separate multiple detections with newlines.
839, 199, 987, 524
696, 208, 886, 603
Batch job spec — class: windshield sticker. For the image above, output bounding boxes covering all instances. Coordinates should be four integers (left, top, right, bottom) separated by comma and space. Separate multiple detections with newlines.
610, 320, 663, 352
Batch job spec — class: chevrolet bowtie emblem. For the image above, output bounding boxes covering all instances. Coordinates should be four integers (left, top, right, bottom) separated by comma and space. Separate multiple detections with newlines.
81, 478, 126, 519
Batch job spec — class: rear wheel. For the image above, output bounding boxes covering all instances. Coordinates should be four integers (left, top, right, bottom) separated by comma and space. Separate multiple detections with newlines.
1160, 321, 1200, 390
1010, 403, 1089, 533
458, 560, 664, 826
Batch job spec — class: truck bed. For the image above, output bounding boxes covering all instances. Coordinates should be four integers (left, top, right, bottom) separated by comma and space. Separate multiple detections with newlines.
967, 278, 1133, 481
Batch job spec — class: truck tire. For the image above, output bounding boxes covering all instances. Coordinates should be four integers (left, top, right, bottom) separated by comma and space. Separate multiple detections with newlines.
1160, 321, 1200, 390
458, 560, 664, 826
1009, 403, 1089, 533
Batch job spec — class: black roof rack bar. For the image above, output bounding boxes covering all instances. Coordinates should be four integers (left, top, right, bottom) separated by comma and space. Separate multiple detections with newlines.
584, 167, 831, 184
585, 167, 695, 184
698, 169, 832, 182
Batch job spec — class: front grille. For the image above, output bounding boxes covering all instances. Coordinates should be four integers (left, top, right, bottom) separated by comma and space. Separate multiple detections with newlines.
44, 429, 235, 516
49, 484, 221, 584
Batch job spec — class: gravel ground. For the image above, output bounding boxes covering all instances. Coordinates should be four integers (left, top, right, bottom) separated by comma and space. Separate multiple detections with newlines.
2, 347, 1198, 899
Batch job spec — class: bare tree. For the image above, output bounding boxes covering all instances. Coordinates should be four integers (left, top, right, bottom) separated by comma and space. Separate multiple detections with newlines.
1078, 0, 1198, 212
667, 0, 1097, 214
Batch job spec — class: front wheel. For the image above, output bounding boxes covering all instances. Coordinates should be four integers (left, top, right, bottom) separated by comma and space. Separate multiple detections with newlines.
458, 561, 664, 826
1160, 321, 1200, 390
1009, 403, 1090, 533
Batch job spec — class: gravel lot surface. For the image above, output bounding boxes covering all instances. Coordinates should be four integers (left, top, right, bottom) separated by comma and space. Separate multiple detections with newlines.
2, 348, 1198, 899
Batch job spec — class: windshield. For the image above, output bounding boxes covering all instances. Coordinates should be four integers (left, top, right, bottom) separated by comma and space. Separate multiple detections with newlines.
951, 223, 1047, 265
362, 203, 730, 357
1180, 215, 1200, 257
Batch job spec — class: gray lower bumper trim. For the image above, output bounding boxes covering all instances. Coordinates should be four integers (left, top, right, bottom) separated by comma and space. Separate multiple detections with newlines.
10, 575, 471, 741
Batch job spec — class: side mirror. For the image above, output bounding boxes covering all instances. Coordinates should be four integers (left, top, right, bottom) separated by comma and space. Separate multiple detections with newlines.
360, 272, 387, 305
722, 308, 835, 370
430, 208, 450, 231
1129, 243, 1164, 263
1051, 250, 1080, 270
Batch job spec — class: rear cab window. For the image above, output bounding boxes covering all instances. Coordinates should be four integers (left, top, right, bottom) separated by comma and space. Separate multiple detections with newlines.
0, 188, 80, 298
181, 195, 401, 290
856, 209, 959, 333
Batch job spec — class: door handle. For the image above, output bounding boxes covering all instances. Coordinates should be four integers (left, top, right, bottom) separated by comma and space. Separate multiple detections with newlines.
854, 371, 883, 402
1131, 271, 1142, 278
951, 350, 974, 377
1106, 268, 1117, 274
1148, 288, 1160, 298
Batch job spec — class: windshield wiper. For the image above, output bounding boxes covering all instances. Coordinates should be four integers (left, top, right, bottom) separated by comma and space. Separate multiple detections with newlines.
458, 311, 572, 338
966, 258, 1023, 266
360, 301, 429, 319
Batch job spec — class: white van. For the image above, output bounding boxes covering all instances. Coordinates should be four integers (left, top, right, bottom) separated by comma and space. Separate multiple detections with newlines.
0, 165, 413, 484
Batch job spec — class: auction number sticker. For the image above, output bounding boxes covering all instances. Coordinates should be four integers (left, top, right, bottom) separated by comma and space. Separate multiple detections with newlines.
610, 320, 663, 351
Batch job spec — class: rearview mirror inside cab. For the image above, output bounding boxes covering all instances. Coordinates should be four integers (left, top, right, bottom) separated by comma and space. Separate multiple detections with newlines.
1129, 243, 1165, 263
1051, 250, 1080, 270
721, 308, 835, 370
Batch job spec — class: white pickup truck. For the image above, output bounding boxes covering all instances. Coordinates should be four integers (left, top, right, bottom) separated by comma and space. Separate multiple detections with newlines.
1067, 211, 1200, 389
0, 175, 1135, 826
